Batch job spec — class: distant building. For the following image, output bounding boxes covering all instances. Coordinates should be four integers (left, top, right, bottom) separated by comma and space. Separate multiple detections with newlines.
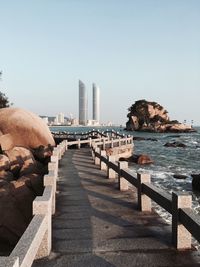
79, 80, 87, 125
87, 119, 100, 126
71, 118, 79, 126
42, 117, 49, 125
54, 112, 65, 125
92, 83, 100, 124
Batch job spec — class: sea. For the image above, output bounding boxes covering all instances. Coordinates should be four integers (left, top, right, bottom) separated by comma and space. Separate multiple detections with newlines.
50, 125, 200, 246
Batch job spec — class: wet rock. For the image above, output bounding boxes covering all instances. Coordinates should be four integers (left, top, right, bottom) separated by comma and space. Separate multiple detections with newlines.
173, 174, 187, 179
164, 142, 186, 148
130, 154, 154, 164
133, 137, 158, 141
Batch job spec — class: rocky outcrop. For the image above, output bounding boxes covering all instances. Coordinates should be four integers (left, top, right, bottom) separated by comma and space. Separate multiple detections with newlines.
126, 100, 196, 133
0, 108, 55, 250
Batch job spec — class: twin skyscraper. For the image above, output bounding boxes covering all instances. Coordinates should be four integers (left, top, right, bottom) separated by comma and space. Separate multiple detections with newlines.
79, 80, 100, 126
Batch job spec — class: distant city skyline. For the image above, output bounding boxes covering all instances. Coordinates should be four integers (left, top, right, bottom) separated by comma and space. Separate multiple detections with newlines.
0, 1, 200, 125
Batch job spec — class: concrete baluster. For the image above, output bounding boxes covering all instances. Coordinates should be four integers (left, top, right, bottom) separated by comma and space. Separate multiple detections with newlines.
100, 150, 107, 171
111, 138, 114, 148
44, 172, 56, 214
94, 148, 101, 165
103, 138, 106, 150
118, 161, 129, 191
77, 139, 81, 149
137, 173, 151, 211
33, 191, 52, 258
172, 192, 192, 249
89, 138, 92, 147
65, 140, 68, 151
107, 155, 116, 179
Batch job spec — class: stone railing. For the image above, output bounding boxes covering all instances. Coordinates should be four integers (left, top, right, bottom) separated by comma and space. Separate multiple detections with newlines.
0, 135, 133, 267
0, 141, 66, 267
52, 129, 128, 141
65, 136, 133, 150
92, 145, 200, 250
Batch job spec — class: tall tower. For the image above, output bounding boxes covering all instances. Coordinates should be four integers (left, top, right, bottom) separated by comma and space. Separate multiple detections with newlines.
79, 80, 87, 125
93, 83, 100, 123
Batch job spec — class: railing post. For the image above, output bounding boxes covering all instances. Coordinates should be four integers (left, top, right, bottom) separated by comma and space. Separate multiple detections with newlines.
137, 173, 151, 211
100, 151, 107, 171
103, 138, 106, 150
118, 161, 129, 191
77, 138, 81, 149
33, 192, 52, 258
111, 138, 114, 148
65, 140, 68, 151
172, 192, 192, 249
89, 138, 92, 147
44, 171, 56, 214
118, 137, 121, 147
91, 147, 95, 160
95, 148, 100, 165
107, 155, 116, 179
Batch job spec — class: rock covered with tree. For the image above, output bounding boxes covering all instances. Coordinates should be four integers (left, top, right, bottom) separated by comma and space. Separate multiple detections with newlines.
126, 99, 195, 133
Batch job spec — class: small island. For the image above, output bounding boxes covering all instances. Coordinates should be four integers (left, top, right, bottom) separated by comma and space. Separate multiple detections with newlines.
125, 99, 196, 133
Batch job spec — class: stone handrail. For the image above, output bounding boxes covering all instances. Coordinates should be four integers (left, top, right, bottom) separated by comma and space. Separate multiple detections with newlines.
0, 141, 66, 267
52, 129, 126, 139
92, 145, 200, 250
0, 136, 130, 267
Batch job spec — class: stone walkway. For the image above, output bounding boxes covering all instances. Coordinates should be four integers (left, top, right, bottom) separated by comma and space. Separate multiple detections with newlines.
33, 148, 200, 267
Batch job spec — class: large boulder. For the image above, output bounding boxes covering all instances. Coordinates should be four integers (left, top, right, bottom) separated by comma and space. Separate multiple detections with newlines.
0, 107, 55, 151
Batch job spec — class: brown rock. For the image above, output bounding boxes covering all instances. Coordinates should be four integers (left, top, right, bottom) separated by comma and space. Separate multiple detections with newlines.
0, 107, 55, 151
0, 170, 14, 181
131, 154, 154, 164
5, 147, 36, 177
137, 154, 154, 164
0, 181, 29, 245
31, 144, 53, 164
105, 148, 114, 156
0, 154, 10, 171
0, 173, 44, 247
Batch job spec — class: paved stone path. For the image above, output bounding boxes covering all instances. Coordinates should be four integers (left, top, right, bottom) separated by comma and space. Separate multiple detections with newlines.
33, 148, 200, 267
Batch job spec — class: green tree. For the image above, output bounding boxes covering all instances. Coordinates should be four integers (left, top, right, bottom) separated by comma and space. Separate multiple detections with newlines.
0, 71, 11, 108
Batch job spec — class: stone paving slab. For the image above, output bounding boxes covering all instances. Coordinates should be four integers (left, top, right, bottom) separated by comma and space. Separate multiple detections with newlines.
33, 148, 200, 267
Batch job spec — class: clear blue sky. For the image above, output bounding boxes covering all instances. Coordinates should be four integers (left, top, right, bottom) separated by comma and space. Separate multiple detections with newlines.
0, 0, 200, 125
